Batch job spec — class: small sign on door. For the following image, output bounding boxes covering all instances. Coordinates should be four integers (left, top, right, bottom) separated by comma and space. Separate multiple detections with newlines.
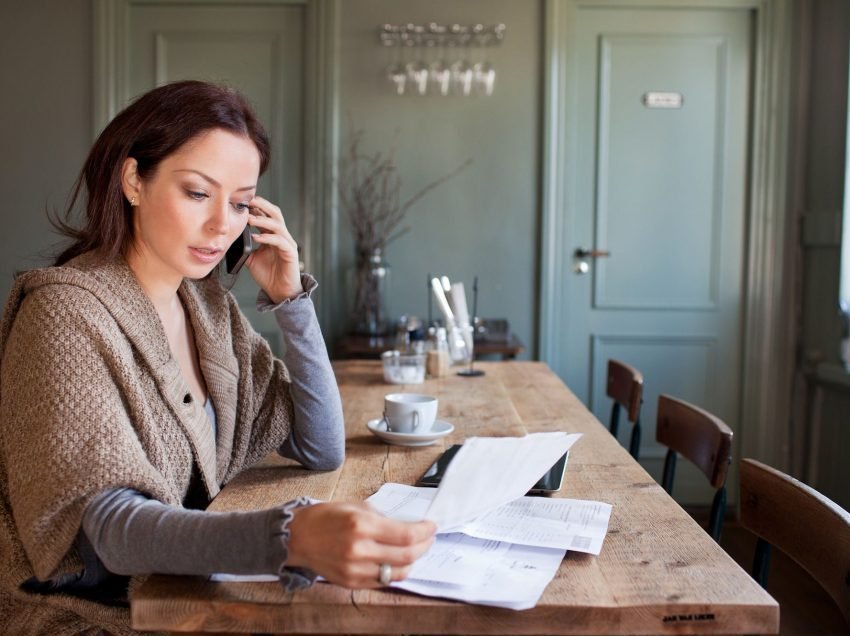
642, 92, 684, 109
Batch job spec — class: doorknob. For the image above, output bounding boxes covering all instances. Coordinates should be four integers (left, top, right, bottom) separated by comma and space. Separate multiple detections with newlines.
574, 248, 611, 258
573, 248, 610, 275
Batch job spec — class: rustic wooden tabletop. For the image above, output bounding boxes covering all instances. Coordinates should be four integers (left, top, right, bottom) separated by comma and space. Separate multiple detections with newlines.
132, 360, 778, 635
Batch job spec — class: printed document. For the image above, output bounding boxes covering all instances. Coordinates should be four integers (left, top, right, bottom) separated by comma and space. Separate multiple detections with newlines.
369, 482, 611, 555
425, 432, 582, 530
366, 482, 612, 609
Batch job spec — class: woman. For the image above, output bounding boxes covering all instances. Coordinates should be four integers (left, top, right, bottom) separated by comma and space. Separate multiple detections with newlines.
0, 80, 435, 635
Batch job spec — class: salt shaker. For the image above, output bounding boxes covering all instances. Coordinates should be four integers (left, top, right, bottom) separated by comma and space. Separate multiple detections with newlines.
427, 327, 451, 377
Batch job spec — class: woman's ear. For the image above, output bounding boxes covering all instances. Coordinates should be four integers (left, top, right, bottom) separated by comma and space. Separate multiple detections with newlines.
121, 157, 141, 205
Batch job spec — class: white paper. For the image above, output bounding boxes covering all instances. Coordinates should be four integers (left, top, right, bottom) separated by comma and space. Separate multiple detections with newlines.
364, 483, 600, 610
425, 432, 582, 531
459, 496, 612, 555
367, 481, 434, 520
368, 483, 611, 555
394, 540, 566, 610
407, 532, 506, 586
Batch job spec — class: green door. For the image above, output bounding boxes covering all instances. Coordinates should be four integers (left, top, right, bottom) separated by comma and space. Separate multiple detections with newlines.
552, 5, 752, 502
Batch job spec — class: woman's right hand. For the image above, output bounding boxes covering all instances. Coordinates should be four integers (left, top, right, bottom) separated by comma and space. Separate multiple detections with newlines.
285, 502, 436, 588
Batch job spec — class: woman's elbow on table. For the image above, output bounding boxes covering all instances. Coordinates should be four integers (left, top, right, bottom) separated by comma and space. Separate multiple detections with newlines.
306, 444, 345, 471
283, 426, 345, 471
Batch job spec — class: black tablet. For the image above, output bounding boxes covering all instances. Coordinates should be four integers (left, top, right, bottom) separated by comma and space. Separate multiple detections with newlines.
415, 444, 570, 495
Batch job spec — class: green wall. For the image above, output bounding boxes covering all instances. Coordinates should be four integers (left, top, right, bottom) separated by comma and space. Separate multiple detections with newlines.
0, 0, 93, 304
333, 0, 541, 356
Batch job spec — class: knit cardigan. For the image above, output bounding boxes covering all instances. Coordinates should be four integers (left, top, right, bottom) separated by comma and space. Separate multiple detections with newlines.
0, 253, 296, 635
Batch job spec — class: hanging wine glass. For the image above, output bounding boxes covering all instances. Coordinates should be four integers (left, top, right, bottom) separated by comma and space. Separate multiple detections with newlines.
450, 24, 474, 97
472, 25, 496, 97
404, 26, 428, 96
428, 23, 451, 97
386, 28, 407, 95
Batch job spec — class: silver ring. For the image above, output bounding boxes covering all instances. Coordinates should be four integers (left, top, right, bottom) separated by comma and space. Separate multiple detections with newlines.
378, 563, 392, 586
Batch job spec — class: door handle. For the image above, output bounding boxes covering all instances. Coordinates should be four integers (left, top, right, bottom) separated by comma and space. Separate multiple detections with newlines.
573, 248, 610, 275
574, 248, 611, 258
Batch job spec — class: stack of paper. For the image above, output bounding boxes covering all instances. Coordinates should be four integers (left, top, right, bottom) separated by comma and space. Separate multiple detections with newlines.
212, 433, 613, 610
367, 483, 612, 610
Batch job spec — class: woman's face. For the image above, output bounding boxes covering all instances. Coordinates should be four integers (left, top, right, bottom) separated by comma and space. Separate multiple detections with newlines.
127, 128, 261, 283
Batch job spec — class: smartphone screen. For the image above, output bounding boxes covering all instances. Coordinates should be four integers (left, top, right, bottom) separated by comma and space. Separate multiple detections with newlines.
225, 226, 254, 274
416, 445, 570, 495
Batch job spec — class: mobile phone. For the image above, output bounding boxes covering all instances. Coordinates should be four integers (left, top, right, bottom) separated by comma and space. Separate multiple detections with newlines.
416, 445, 570, 495
225, 226, 255, 275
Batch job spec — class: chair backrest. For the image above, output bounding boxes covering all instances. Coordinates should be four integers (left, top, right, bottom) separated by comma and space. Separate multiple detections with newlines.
656, 394, 733, 489
739, 458, 850, 625
606, 360, 644, 459
606, 359, 643, 423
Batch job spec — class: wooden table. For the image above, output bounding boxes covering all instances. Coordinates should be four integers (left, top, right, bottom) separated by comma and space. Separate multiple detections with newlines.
132, 361, 779, 635
335, 333, 525, 360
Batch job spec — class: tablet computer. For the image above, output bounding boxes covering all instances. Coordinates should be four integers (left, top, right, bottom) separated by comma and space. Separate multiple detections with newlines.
415, 444, 570, 495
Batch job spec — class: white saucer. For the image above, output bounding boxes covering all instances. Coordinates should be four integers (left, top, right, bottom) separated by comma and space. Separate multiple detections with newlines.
367, 419, 455, 446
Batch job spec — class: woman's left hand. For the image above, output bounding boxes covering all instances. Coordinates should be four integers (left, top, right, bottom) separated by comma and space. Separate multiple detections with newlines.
244, 196, 304, 304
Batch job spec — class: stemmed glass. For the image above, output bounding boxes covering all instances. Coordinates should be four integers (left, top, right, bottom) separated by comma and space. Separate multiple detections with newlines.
388, 63, 407, 95
386, 30, 407, 95
428, 23, 451, 97
405, 25, 429, 96
472, 25, 496, 97
450, 25, 474, 96
474, 61, 496, 96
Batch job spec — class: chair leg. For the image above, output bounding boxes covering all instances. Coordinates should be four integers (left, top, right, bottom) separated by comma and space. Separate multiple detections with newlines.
752, 538, 772, 588
708, 486, 726, 542
628, 418, 641, 460
661, 449, 676, 494
609, 403, 621, 438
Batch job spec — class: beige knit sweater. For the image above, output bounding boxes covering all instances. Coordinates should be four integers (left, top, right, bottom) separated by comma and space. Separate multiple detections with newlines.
0, 253, 295, 635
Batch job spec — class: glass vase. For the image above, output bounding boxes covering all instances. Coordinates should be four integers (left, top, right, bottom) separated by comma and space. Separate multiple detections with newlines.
348, 247, 391, 336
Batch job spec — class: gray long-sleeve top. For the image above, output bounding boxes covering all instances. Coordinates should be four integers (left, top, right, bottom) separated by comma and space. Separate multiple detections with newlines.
76, 277, 344, 587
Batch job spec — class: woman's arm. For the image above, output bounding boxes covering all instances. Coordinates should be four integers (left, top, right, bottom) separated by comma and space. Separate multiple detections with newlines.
257, 274, 344, 471
82, 488, 435, 590
236, 196, 344, 471
82, 488, 312, 584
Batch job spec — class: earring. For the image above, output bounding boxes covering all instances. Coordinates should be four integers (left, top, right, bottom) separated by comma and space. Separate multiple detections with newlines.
129, 196, 137, 206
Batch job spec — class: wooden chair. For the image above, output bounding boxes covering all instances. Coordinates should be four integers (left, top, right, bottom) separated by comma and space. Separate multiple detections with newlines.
606, 359, 643, 459
739, 458, 850, 625
656, 394, 733, 541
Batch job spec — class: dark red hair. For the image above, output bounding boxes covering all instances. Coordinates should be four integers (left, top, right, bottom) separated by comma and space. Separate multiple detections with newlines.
54, 80, 271, 265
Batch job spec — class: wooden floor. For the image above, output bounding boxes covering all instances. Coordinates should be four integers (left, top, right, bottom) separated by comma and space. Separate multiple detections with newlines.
685, 509, 849, 635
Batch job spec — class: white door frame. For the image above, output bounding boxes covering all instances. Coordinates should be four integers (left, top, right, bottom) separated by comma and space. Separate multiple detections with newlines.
539, 0, 796, 469
93, 0, 341, 331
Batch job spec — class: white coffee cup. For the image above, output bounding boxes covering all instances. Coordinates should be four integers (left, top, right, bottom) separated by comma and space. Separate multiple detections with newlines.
381, 393, 438, 434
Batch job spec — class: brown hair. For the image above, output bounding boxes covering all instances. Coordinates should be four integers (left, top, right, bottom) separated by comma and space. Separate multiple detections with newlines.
53, 80, 271, 265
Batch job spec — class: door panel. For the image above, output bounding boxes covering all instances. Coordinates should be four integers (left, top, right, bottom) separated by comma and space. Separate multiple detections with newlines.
596, 35, 725, 310
556, 6, 751, 502
127, 5, 306, 353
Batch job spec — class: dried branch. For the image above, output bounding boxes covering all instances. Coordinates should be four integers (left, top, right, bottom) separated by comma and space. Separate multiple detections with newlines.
336, 128, 471, 256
